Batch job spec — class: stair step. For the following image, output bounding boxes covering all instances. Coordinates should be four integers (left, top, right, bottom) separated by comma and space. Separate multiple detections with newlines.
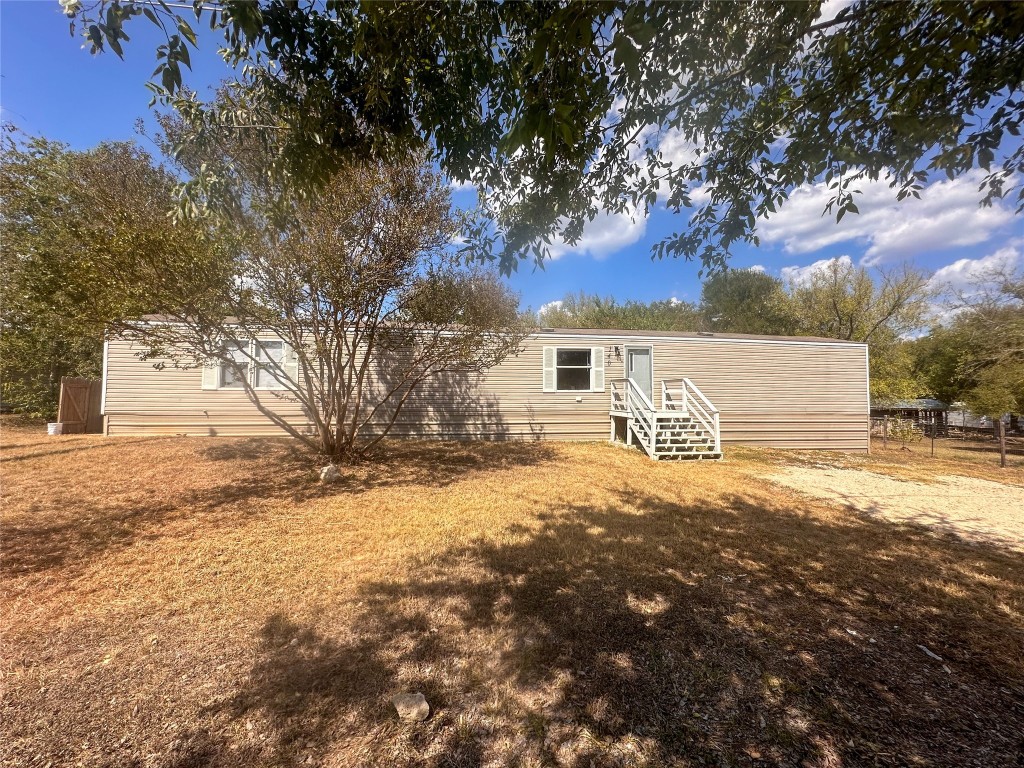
655, 452, 723, 461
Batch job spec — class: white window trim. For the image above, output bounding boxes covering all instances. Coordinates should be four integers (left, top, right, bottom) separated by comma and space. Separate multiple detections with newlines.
202, 339, 296, 391
542, 345, 605, 393
253, 340, 289, 391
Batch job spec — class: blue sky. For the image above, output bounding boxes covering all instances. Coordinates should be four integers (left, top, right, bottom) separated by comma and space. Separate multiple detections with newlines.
3, 0, 1022, 314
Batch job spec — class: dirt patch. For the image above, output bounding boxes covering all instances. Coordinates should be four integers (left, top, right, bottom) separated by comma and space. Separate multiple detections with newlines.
761, 467, 1024, 552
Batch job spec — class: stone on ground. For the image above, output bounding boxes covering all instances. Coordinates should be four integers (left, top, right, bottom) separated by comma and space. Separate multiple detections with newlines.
391, 692, 430, 722
319, 465, 341, 483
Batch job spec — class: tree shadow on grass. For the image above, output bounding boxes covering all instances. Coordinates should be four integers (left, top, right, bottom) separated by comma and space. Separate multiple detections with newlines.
2, 437, 556, 579
218, 487, 1023, 767
165, 611, 480, 768
199, 436, 557, 494
18, 480, 1024, 768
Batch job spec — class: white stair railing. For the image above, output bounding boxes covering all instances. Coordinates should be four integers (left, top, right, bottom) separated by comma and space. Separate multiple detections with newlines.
680, 377, 720, 454
612, 377, 721, 459
609, 378, 629, 414
625, 380, 657, 457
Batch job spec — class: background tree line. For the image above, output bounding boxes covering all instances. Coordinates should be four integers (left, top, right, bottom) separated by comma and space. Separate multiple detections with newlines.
538, 260, 1023, 420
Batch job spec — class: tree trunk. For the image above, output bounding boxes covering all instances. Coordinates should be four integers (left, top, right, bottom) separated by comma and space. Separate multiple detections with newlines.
996, 418, 1007, 468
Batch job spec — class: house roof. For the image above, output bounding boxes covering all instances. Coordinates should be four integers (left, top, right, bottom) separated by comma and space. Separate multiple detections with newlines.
873, 398, 949, 411
133, 316, 862, 346
535, 327, 865, 345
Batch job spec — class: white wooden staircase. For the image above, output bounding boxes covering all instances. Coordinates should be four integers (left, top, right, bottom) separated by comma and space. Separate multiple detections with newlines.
610, 378, 722, 461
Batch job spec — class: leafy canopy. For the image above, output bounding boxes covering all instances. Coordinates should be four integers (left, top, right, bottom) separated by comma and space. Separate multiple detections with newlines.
916, 264, 1024, 417
699, 270, 796, 336
65, 1, 1024, 273
0, 130, 224, 415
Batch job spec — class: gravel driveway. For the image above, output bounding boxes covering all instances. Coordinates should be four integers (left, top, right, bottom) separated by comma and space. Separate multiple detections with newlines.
761, 467, 1024, 552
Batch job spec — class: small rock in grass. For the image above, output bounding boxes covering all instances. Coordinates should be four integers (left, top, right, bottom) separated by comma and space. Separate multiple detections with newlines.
319, 465, 341, 483
391, 692, 430, 722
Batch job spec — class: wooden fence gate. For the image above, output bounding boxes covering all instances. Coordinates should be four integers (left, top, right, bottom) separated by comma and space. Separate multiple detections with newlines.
57, 377, 103, 434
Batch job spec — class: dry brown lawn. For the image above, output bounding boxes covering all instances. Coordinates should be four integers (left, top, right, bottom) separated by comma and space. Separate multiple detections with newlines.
2, 420, 1023, 768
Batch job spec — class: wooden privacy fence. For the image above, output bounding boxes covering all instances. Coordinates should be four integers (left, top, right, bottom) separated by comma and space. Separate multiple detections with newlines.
57, 377, 103, 434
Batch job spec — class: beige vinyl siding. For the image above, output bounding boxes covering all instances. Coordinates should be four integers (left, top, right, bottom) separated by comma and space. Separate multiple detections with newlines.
104, 331, 869, 450
104, 339, 310, 436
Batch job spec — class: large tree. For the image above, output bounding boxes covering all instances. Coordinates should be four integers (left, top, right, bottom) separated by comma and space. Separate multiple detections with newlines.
918, 264, 1024, 415
916, 265, 1023, 465
117, 158, 529, 459
0, 132, 222, 416
66, 1, 1024, 273
699, 269, 796, 336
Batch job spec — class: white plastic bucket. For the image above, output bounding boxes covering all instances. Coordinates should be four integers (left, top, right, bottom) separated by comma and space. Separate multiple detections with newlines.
47, 422, 63, 436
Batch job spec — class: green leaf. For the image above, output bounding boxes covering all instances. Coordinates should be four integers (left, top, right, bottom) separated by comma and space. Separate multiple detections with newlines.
177, 18, 198, 47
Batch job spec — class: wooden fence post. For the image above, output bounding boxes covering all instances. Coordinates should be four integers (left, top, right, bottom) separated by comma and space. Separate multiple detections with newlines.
997, 418, 1007, 468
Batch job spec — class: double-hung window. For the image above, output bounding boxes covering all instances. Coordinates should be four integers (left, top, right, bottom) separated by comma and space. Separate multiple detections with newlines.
254, 340, 287, 389
542, 346, 605, 392
220, 342, 250, 389
202, 339, 297, 391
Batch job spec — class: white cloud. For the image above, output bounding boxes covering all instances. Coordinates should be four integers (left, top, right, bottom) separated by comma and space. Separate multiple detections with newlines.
930, 239, 1023, 295
656, 127, 703, 169
747, 264, 766, 273
546, 206, 647, 260
817, 0, 855, 27
780, 255, 853, 287
687, 184, 714, 206
759, 170, 1017, 265
538, 299, 564, 316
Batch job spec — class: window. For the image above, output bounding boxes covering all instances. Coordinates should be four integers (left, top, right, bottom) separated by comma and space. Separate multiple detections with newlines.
542, 346, 604, 392
203, 339, 296, 391
255, 340, 286, 389
556, 348, 592, 391
220, 342, 250, 389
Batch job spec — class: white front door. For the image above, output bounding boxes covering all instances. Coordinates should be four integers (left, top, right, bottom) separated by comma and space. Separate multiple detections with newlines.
626, 347, 653, 403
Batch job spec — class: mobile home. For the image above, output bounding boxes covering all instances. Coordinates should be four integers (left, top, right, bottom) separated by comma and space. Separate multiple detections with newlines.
102, 328, 870, 458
